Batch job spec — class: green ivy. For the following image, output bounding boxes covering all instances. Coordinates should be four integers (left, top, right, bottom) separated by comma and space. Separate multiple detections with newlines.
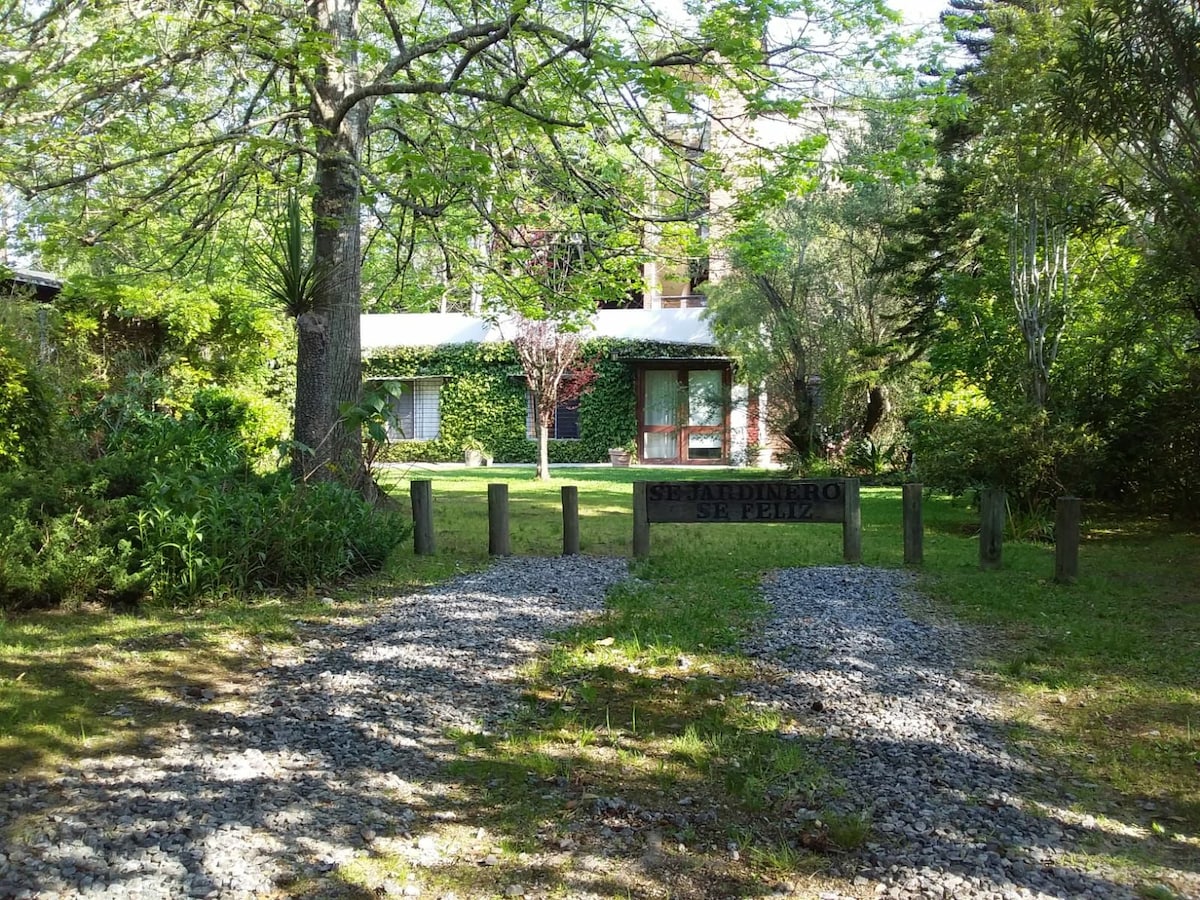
364, 339, 720, 463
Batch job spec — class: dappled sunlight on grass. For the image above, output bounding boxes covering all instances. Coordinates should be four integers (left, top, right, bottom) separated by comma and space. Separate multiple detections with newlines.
2, 465, 1197, 896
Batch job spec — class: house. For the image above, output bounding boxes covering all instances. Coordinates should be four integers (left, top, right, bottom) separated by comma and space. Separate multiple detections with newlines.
0, 267, 63, 304
360, 308, 772, 466
359, 86, 823, 466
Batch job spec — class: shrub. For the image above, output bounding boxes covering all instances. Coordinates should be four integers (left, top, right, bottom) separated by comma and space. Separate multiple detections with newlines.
0, 327, 56, 470
1090, 366, 1200, 518
130, 469, 410, 603
908, 401, 1101, 517
0, 408, 411, 610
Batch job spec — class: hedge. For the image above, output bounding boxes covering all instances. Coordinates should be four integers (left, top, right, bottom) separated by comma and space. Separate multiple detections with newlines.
364, 338, 721, 463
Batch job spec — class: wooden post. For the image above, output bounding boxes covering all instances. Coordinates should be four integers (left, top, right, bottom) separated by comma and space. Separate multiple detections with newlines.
903, 482, 923, 566
632, 481, 650, 559
980, 488, 1005, 570
488, 483, 510, 557
1055, 496, 1081, 584
561, 485, 580, 556
411, 479, 435, 556
842, 478, 861, 563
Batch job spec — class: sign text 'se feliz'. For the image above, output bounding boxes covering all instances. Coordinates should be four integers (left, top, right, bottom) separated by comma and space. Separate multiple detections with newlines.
644, 480, 847, 524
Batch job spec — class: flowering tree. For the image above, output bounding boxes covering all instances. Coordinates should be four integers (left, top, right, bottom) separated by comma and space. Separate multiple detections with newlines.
513, 317, 597, 480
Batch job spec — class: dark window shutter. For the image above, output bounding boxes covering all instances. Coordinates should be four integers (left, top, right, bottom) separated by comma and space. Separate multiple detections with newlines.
555, 398, 580, 439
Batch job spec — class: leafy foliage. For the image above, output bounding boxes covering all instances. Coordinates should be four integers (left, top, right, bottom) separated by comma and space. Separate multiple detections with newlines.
0, 326, 54, 470
908, 397, 1101, 519
0, 402, 410, 611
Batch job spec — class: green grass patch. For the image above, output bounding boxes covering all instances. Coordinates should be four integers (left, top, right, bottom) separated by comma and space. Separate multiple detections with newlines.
2, 464, 1196, 896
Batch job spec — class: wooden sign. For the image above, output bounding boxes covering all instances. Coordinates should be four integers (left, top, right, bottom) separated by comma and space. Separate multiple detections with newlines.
633, 479, 861, 561
643, 480, 847, 523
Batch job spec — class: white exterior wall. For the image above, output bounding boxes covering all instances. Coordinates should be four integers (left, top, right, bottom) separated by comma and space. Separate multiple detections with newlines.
361, 308, 717, 350
728, 381, 749, 465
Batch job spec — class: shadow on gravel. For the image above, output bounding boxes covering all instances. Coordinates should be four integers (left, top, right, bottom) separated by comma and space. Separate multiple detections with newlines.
1, 558, 1195, 900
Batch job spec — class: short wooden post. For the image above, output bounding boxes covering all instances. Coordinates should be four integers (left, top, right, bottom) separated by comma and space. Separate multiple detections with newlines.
411, 479, 435, 556
842, 477, 862, 563
980, 488, 1005, 570
903, 482, 924, 566
488, 483, 510, 557
561, 485, 580, 556
632, 481, 650, 559
1055, 496, 1081, 584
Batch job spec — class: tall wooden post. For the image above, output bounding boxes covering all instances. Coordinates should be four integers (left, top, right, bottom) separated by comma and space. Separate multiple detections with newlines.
980, 489, 1005, 570
488, 483, 510, 557
562, 485, 580, 556
1055, 496, 1081, 584
842, 478, 862, 563
903, 482, 923, 566
411, 479, 434, 556
632, 481, 650, 559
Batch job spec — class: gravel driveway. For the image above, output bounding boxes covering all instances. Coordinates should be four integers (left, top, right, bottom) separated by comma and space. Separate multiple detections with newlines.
0, 559, 1194, 899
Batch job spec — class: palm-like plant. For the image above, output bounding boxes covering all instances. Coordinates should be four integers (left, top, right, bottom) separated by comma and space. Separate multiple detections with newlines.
247, 191, 323, 317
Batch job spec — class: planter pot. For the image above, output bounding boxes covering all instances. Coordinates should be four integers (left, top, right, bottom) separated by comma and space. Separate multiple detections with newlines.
608, 449, 632, 467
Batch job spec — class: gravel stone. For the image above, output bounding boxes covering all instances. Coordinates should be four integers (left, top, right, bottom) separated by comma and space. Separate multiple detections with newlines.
3, 558, 1196, 900
0, 556, 627, 898
743, 566, 1198, 900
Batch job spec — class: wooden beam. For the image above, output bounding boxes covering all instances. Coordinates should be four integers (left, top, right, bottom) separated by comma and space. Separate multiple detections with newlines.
903, 482, 923, 566
411, 479, 434, 556
1055, 496, 1081, 584
488, 483, 510, 557
980, 489, 1005, 570
562, 485, 580, 556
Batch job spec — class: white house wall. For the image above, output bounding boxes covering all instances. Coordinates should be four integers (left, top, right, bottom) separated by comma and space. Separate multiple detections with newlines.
361, 308, 716, 351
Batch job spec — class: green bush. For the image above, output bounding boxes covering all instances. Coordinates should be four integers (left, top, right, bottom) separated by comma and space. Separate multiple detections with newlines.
130, 469, 409, 603
0, 328, 56, 470
908, 402, 1101, 517
0, 407, 410, 610
1095, 366, 1200, 517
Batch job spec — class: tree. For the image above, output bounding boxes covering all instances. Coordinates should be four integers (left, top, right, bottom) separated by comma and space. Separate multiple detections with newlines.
512, 317, 596, 481
706, 98, 933, 459
1, 0, 905, 497
1053, 0, 1200, 329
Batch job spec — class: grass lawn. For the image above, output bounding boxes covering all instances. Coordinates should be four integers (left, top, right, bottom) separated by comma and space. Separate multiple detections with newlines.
2, 463, 1197, 896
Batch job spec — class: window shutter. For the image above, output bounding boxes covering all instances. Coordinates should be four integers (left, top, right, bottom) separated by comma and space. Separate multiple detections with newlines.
555, 398, 580, 439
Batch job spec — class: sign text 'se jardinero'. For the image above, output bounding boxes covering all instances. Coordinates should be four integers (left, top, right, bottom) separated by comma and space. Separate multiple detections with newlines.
632, 479, 861, 561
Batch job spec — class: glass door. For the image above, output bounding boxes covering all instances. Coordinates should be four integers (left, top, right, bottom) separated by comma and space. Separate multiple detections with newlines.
639, 366, 729, 463
642, 369, 680, 461
685, 369, 724, 460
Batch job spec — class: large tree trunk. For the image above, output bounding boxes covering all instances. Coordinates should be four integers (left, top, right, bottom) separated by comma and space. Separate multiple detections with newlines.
293, 311, 331, 481
302, 0, 367, 489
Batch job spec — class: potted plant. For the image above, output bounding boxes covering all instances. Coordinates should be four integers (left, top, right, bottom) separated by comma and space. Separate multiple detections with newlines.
462, 437, 492, 467
608, 439, 637, 467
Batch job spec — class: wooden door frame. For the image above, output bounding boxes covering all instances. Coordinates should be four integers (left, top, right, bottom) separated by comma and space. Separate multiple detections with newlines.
635, 363, 731, 464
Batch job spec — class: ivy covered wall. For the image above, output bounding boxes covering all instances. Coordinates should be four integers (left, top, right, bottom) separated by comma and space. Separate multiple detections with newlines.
363, 338, 722, 463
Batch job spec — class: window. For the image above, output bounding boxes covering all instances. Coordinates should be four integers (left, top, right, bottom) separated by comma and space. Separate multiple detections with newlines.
526, 393, 581, 440
381, 379, 441, 441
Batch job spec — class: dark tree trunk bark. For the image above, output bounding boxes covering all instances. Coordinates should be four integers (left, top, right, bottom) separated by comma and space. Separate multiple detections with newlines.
300, 0, 368, 490
784, 377, 817, 459
293, 311, 331, 481
863, 384, 890, 438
